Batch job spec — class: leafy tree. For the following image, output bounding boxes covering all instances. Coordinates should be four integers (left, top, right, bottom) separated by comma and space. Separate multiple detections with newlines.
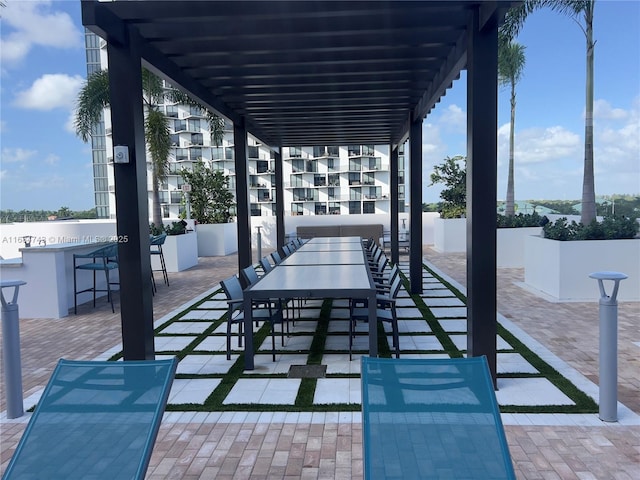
75, 69, 225, 226
180, 162, 234, 224
501, 0, 597, 224
498, 40, 526, 217
429, 156, 466, 218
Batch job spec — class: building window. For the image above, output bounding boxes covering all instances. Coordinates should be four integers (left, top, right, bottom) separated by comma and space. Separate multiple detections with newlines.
289, 146, 302, 158
349, 201, 361, 214
248, 145, 259, 158
328, 173, 340, 186
291, 159, 304, 172
251, 203, 261, 216
327, 157, 335, 171
348, 158, 361, 171
190, 133, 203, 145
290, 175, 302, 187
327, 146, 339, 156
175, 148, 188, 161
315, 203, 327, 215
314, 174, 326, 187
188, 119, 201, 132
174, 119, 187, 131
350, 187, 361, 201
162, 205, 170, 218
292, 203, 303, 215
362, 145, 375, 156
190, 148, 202, 161
256, 160, 268, 173
166, 105, 178, 118
348, 145, 360, 156
305, 159, 318, 173
363, 201, 375, 214
329, 202, 340, 214
348, 172, 360, 185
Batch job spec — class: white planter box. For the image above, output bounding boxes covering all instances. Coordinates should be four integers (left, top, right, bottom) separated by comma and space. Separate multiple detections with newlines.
433, 218, 466, 253
152, 232, 198, 272
196, 223, 238, 256
497, 227, 542, 268
524, 235, 640, 301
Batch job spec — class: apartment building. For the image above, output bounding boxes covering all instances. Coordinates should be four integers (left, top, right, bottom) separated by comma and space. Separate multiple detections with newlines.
86, 32, 405, 219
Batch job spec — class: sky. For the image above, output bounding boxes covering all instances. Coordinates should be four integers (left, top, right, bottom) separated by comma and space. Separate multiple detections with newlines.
0, 0, 639, 212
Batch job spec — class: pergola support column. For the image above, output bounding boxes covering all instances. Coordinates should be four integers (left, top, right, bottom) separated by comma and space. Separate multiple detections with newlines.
274, 148, 285, 249
390, 145, 400, 265
107, 35, 155, 360
466, 7, 499, 385
234, 121, 251, 271
409, 115, 423, 294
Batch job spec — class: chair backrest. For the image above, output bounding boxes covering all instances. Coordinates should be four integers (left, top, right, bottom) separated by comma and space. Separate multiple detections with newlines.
374, 254, 389, 274
260, 256, 273, 274
271, 251, 283, 265
221, 275, 243, 302
3, 358, 177, 480
361, 357, 515, 480
241, 265, 260, 287
282, 244, 292, 256
389, 273, 402, 299
150, 233, 167, 246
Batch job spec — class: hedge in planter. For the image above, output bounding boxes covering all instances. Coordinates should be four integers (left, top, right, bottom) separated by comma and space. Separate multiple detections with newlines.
542, 215, 638, 241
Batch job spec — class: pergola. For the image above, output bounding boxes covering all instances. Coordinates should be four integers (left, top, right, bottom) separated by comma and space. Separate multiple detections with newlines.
81, 0, 519, 383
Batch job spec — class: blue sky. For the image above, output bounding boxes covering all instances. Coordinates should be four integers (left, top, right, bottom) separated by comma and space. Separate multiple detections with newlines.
1, 0, 638, 211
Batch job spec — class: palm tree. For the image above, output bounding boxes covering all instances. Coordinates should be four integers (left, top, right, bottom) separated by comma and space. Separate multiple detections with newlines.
75, 69, 226, 227
498, 40, 526, 217
501, 0, 597, 224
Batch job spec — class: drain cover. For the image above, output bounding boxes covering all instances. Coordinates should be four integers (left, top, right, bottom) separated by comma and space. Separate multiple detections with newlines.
288, 364, 327, 378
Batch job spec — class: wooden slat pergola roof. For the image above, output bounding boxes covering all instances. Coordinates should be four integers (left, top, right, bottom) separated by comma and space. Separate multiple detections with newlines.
82, 0, 516, 148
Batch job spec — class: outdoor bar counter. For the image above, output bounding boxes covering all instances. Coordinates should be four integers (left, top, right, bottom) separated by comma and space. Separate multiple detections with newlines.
0, 242, 117, 319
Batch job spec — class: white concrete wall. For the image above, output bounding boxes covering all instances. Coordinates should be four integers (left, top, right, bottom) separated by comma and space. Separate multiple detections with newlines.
524, 235, 640, 302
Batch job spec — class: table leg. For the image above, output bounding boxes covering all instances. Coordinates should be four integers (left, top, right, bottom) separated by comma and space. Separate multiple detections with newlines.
368, 291, 377, 357
243, 297, 255, 370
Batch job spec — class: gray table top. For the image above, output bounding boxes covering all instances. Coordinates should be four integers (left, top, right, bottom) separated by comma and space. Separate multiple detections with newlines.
245, 264, 373, 299
296, 242, 363, 252
306, 236, 362, 244
279, 249, 365, 266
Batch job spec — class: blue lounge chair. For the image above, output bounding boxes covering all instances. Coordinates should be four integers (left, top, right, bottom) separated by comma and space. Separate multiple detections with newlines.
361, 356, 515, 480
3, 358, 177, 480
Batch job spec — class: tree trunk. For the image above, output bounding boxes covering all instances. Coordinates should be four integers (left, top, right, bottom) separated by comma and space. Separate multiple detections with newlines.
581, 3, 596, 224
505, 81, 516, 217
151, 170, 163, 228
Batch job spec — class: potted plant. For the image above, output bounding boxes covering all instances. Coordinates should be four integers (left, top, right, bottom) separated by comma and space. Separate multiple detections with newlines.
180, 162, 238, 256
524, 216, 639, 301
149, 221, 198, 272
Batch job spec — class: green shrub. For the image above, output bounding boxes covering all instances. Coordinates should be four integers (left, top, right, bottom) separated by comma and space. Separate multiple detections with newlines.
497, 211, 544, 228
543, 215, 639, 241
165, 220, 187, 235
149, 223, 165, 235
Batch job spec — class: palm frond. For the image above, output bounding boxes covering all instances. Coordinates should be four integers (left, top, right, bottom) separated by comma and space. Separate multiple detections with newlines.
74, 70, 111, 142
145, 108, 172, 184
498, 42, 526, 87
141, 68, 165, 105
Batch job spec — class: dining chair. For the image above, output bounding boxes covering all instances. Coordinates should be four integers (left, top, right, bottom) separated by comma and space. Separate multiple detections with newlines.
150, 233, 169, 292
282, 244, 293, 256
220, 275, 284, 361
271, 251, 283, 265
349, 273, 401, 360
259, 256, 273, 274
73, 243, 119, 314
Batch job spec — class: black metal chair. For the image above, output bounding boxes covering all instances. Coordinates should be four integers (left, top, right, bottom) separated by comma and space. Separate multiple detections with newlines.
220, 275, 284, 361
150, 233, 169, 293
73, 243, 119, 314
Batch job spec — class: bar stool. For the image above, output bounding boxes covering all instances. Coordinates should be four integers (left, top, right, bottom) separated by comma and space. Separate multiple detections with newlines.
150, 233, 169, 292
73, 243, 119, 314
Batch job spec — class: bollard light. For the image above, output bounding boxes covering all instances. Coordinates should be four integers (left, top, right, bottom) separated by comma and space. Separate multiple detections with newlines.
1, 280, 27, 419
589, 271, 627, 422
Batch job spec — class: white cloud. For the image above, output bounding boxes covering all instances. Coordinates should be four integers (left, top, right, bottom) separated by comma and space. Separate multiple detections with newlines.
0, 1, 82, 66
14, 74, 84, 111
44, 154, 60, 166
439, 104, 466, 132
593, 99, 629, 121
505, 126, 581, 164
1, 147, 37, 163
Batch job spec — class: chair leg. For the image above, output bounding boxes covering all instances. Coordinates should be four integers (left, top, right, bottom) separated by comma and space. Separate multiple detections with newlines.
73, 263, 78, 315
105, 268, 114, 314
160, 250, 169, 286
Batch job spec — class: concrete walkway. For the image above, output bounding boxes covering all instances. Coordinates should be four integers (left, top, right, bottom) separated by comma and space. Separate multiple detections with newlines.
1, 248, 638, 479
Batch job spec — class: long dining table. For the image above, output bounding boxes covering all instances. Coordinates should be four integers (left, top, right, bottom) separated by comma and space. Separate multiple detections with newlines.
242, 237, 377, 370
